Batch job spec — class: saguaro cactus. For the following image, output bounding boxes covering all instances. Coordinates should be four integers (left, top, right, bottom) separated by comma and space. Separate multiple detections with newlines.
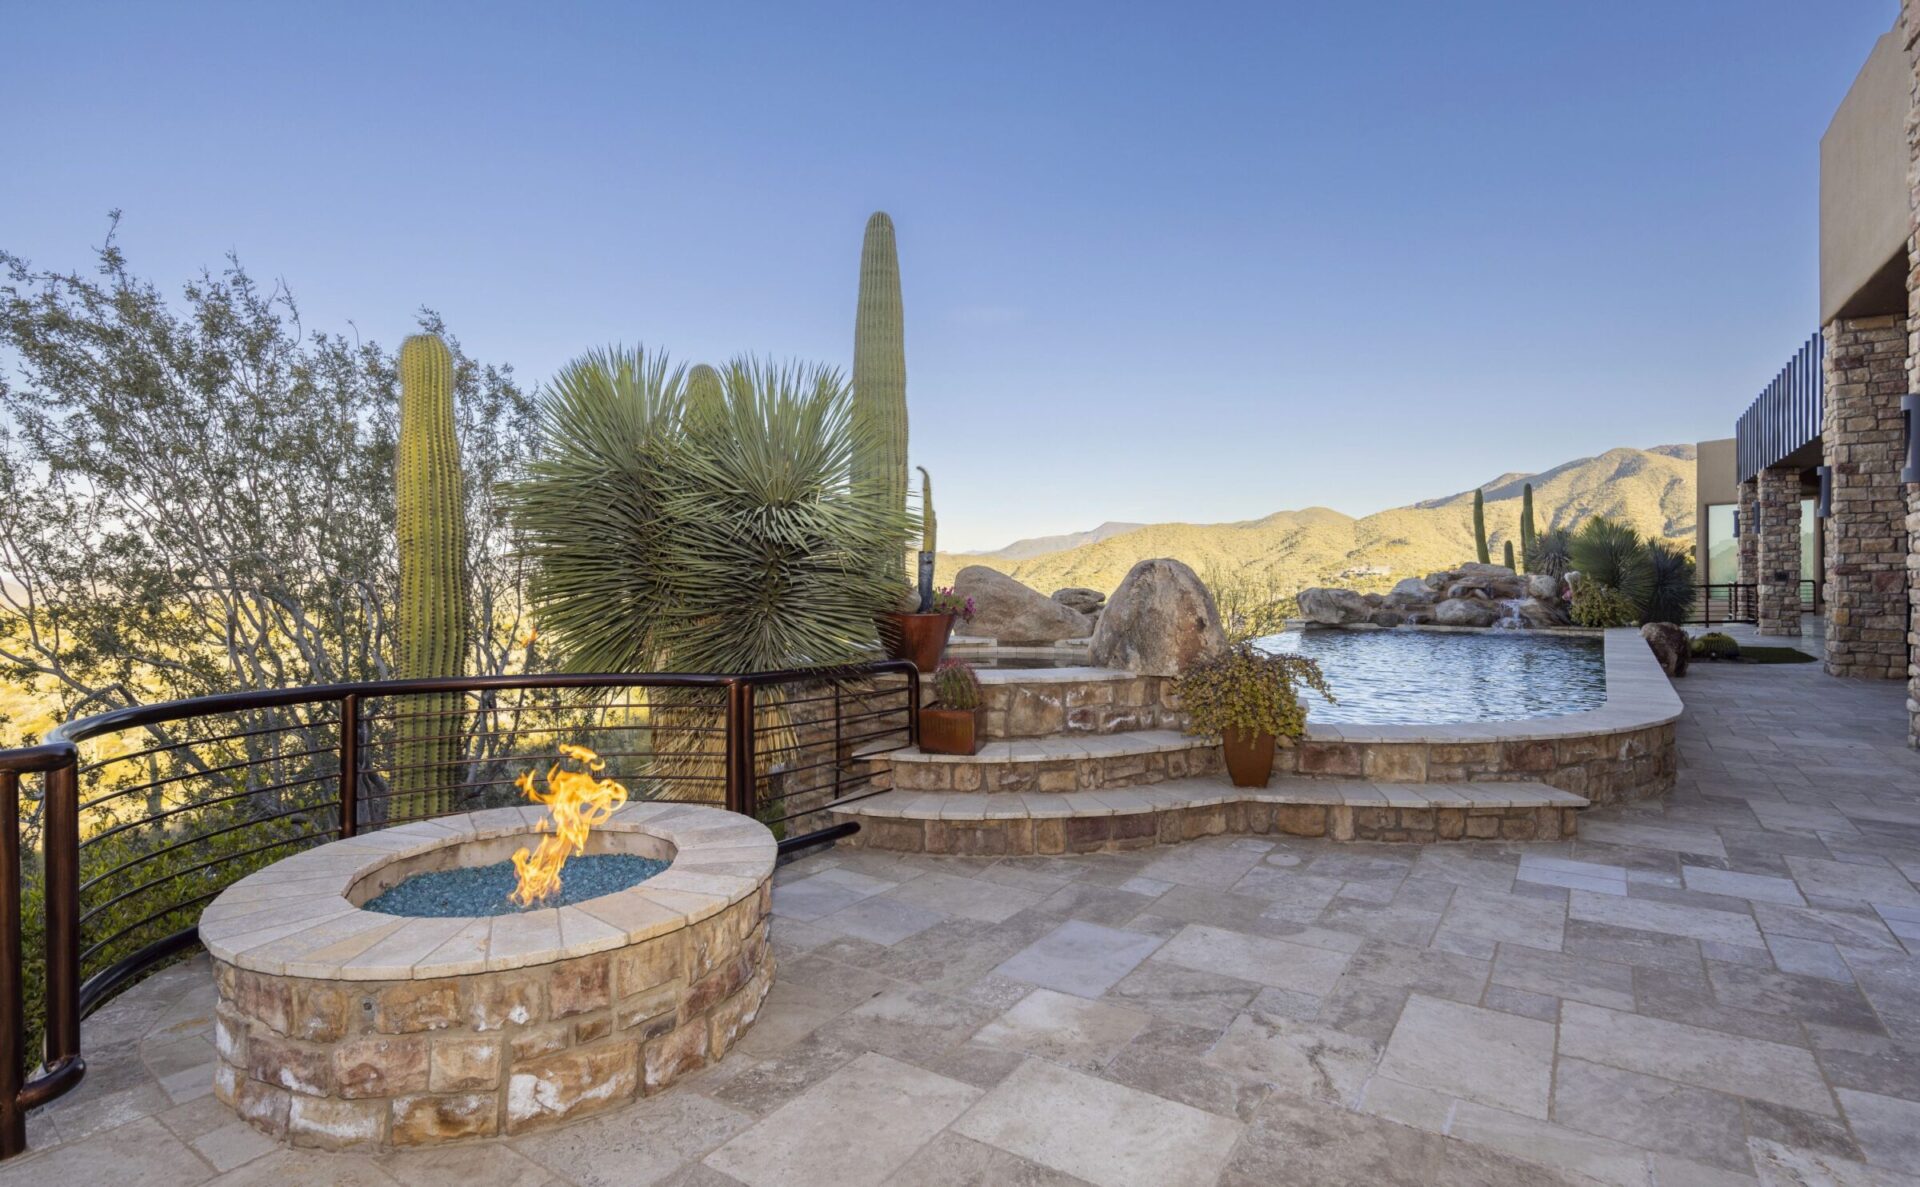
1520, 483, 1537, 572
685, 362, 726, 428
853, 212, 908, 530
394, 333, 469, 819
1472, 489, 1490, 565
1504, 539, 1516, 570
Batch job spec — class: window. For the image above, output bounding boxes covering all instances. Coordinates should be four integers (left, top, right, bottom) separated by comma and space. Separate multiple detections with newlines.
1705, 504, 1738, 586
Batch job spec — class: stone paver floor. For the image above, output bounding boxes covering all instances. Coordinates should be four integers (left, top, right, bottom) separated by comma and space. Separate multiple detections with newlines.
9, 660, 1920, 1185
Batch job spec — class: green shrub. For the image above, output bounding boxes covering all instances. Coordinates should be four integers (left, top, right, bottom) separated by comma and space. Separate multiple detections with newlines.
1569, 582, 1640, 628
1175, 643, 1334, 742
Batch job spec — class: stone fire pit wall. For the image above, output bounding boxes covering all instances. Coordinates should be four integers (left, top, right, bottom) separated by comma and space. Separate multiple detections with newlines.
200, 803, 774, 1150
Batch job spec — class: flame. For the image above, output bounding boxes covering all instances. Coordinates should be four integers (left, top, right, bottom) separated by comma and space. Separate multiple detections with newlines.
508, 743, 629, 908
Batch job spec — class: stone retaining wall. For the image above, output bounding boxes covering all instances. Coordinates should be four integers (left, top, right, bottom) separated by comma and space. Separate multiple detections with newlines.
980, 672, 1181, 737
1283, 722, 1677, 806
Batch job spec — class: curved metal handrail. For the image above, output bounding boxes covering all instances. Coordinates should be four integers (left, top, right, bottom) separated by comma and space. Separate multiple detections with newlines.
0, 659, 919, 1158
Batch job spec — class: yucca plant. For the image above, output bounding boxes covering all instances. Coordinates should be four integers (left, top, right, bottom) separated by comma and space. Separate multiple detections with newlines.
1525, 526, 1574, 579
654, 358, 914, 673
504, 345, 688, 674
1642, 541, 1697, 626
1569, 516, 1653, 615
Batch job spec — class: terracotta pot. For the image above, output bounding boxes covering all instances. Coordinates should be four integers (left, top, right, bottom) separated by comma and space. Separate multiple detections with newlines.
1221, 727, 1276, 788
920, 706, 985, 756
879, 611, 955, 672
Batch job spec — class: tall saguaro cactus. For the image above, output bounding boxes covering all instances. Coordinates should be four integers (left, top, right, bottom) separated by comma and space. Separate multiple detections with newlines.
685, 363, 726, 428
1520, 483, 1538, 572
1504, 540, 1516, 571
1472, 489, 1490, 565
853, 213, 909, 539
394, 333, 469, 819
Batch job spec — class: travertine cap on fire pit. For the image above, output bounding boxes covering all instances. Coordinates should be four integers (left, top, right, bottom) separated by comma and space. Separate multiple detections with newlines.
200, 801, 774, 981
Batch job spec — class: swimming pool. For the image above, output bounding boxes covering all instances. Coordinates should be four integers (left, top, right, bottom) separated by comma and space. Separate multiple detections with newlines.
1257, 628, 1605, 725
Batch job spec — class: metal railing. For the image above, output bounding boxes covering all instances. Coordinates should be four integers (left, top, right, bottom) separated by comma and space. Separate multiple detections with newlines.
0, 662, 918, 1157
1735, 332, 1823, 484
1688, 583, 1757, 626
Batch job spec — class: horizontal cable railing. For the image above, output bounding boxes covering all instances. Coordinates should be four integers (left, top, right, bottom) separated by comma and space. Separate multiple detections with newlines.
1688, 583, 1757, 626
0, 662, 917, 1158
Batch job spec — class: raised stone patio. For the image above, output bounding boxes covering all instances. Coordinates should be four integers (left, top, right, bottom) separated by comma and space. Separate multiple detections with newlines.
8, 658, 1920, 1185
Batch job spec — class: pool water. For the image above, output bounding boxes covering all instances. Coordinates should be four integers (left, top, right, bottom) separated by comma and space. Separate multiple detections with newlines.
363, 853, 668, 917
1255, 629, 1605, 725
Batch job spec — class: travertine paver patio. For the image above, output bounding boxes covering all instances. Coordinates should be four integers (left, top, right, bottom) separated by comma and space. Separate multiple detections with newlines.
9, 656, 1920, 1185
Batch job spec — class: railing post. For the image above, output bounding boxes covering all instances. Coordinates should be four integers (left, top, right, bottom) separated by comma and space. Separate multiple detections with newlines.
339, 694, 360, 838
0, 770, 24, 1159
723, 680, 756, 819
904, 663, 921, 749
40, 759, 80, 1085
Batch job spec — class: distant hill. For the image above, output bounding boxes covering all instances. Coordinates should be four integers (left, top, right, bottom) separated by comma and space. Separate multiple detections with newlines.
935, 445, 1696, 597
958, 521, 1148, 562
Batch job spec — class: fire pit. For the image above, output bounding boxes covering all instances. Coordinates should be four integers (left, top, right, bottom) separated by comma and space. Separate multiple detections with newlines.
199, 764, 775, 1150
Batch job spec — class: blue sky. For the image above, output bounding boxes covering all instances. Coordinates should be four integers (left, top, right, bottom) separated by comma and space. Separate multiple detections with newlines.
3, 2, 1899, 550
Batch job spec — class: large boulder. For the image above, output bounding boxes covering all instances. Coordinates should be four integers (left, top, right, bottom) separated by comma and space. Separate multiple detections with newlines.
1296, 587, 1373, 625
1445, 573, 1527, 601
1387, 577, 1431, 601
952, 566, 1094, 644
1051, 587, 1106, 615
1089, 558, 1228, 676
1642, 622, 1689, 677
1516, 597, 1572, 628
1526, 574, 1561, 600
1433, 597, 1501, 628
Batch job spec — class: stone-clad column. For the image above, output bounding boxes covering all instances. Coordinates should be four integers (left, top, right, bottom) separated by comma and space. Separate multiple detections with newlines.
1824, 316, 1910, 678
1756, 465, 1802, 637
1905, 0, 1920, 745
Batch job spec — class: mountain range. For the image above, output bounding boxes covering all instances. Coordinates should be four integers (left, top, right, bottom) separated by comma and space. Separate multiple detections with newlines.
934, 445, 1696, 597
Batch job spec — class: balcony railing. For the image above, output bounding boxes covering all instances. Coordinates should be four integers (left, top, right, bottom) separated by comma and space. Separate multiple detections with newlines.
1735, 332, 1823, 484
0, 662, 918, 1158
1688, 583, 1757, 626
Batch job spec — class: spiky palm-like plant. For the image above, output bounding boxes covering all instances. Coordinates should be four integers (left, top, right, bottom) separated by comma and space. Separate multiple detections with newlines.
1569, 516, 1653, 613
1526, 527, 1573, 579
504, 345, 687, 674
852, 213, 908, 546
1472, 489, 1490, 564
1642, 541, 1697, 625
394, 333, 470, 819
656, 358, 913, 672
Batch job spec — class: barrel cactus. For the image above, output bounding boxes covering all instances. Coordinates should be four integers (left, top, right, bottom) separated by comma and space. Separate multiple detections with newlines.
853, 213, 909, 546
1472, 489, 1490, 565
394, 333, 469, 819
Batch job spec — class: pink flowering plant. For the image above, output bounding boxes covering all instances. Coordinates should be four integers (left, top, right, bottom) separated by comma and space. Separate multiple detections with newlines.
931, 586, 974, 623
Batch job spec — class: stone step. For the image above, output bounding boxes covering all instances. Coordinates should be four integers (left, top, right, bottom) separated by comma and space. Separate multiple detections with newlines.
830, 776, 1588, 855
880, 730, 1222, 792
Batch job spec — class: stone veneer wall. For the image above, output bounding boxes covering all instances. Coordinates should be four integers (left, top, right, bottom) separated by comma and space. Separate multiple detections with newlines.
981, 673, 1182, 737
1756, 464, 1803, 637
212, 890, 771, 1149
1282, 723, 1676, 806
1823, 315, 1911, 677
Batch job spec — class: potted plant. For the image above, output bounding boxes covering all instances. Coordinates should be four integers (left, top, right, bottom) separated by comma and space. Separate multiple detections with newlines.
921, 659, 986, 755
1173, 643, 1334, 788
880, 468, 972, 671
